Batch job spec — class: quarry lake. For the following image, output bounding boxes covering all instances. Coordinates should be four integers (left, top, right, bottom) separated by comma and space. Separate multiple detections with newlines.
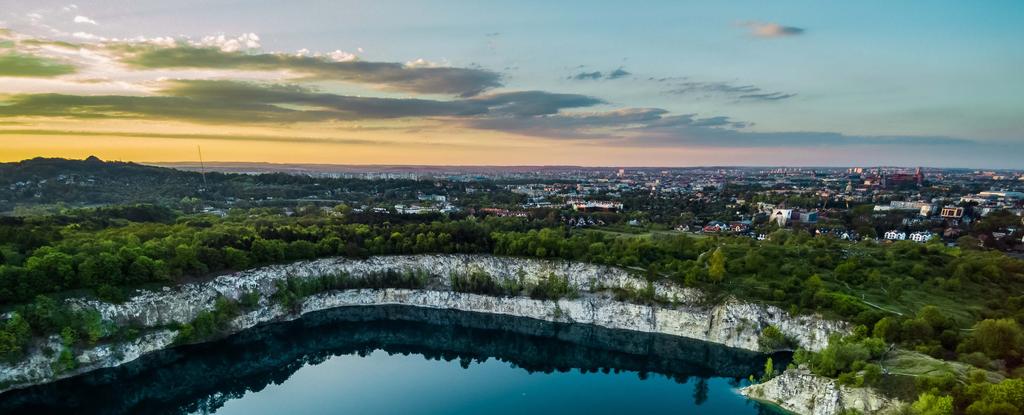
0, 306, 788, 415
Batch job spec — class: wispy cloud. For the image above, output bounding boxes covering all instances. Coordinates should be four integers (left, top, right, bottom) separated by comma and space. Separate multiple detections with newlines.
663, 80, 796, 102
567, 67, 631, 81
742, 21, 805, 38
73, 15, 97, 25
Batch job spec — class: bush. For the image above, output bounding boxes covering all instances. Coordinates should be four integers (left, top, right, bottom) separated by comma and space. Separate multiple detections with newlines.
450, 270, 517, 296
911, 393, 953, 415
529, 273, 576, 301
758, 325, 798, 352
174, 296, 241, 343
795, 332, 886, 379
962, 319, 1023, 363
96, 284, 126, 303
239, 290, 261, 309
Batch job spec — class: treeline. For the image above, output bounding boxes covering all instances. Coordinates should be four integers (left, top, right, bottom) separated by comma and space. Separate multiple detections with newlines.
0, 206, 542, 304
0, 157, 526, 214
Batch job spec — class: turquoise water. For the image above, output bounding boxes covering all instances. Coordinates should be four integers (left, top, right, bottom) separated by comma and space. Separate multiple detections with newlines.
212, 349, 768, 415
0, 306, 787, 415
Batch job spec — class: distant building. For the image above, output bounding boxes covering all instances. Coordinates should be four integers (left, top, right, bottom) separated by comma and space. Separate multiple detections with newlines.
479, 208, 528, 218
770, 209, 793, 226
884, 230, 907, 241
770, 209, 818, 227
909, 231, 933, 243
417, 194, 447, 203
702, 221, 727, 233
940, 206, 965, 219
567, 200, 623, 212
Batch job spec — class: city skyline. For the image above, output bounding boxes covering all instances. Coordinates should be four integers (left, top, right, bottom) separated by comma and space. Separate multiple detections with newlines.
1, 1, 1022, 168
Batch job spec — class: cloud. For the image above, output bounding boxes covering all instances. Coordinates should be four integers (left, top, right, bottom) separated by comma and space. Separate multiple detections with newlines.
606, 68, 630, 79
743, 22, 804, 38
0, 80, 602, 123
460, 103, 975, 152
570, 71, 602, 81
0, 52, 76, 77
193, 33, 260, 52
0, 128, 395, 146
568, 67, 631, 81
467, 108, 666, 139
664, 81, 795, 102
626, 124, 973, 149
119, 45, 501, 96
73, 15, 98, 25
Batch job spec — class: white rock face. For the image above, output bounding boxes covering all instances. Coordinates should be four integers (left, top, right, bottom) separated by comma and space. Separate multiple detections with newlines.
740, 368, 904, 415
1, 254, 847, 395
0, 330, 176, 392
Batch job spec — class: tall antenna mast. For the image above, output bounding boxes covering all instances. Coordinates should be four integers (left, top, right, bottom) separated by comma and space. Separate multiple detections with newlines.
197, 145, 208, 189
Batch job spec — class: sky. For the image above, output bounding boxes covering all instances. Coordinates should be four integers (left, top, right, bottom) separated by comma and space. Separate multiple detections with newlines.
0, 1, 1021, 168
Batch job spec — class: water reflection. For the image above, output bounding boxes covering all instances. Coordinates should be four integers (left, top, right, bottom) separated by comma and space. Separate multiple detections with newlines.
0, 306, 789, 415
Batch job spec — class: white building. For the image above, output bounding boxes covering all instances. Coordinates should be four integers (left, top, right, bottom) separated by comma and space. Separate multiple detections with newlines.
909, 231, 933, 243
884, 230, 907, 241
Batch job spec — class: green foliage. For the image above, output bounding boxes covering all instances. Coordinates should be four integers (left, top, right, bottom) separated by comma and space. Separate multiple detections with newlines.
609, 281, 664, 305
52, 347, 77, 374
963, 378, 1024, 415
758, 325, 797, 352
272, 269, 430, 311
451, 270, 502, 296
529, 273, 576, 301
795, 331, 886, 382
761, 357, 776, 382
708, 247, 726, 283
0, 312, 31, 362
96, 284, 127, 303
911, 393, 953, 415
961, 319, 1023, 364
1, 197, 1024, 415
175, 296, 241, 344
239, 290, 261, 309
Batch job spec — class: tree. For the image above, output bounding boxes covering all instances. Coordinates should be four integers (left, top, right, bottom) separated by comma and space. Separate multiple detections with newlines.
761, 357, 776, 382
80, 252, 124, 286
25, 250, 74, 291
872, 317, 899, 343
911, 393, 953, 415
967, 319, 1023, 361
222, 247, 250, 270
708, 248, 726, 283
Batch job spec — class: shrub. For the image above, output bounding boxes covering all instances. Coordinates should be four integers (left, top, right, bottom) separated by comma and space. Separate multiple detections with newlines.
450, 270, 514, 296
758, 325, 797, 352
529, 273, 576, 301
795, 332, 886, 379
911, 393, 953, 415
174, 296, 241, 343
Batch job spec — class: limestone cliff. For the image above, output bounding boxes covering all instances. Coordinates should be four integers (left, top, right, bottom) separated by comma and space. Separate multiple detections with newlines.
740, 368, 904, 415
0, 254, 846, 395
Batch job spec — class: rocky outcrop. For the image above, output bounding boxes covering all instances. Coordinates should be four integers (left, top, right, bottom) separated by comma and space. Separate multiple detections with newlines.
0, 254, 847, 394
740, 368, 904, 415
